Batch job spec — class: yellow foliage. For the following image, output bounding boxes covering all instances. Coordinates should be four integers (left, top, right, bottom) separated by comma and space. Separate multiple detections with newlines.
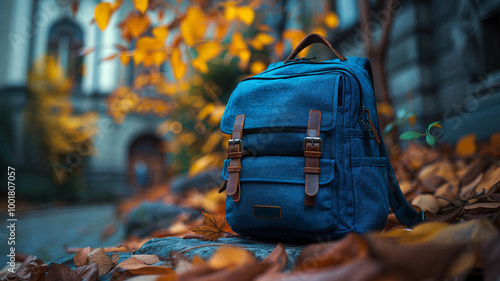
180, 6, 206, 46
456, 134, 476, 157
191, 42, 221, 73
133, 0, 148, 14
171, 47, 187, 80
249, 33, 275, 51
224, 2, 255, 26
26, 56, 98, 166
95, 2, 113, 31
250, 60, 267, 75
229, 31, 251, 66
118, 12, 151, 42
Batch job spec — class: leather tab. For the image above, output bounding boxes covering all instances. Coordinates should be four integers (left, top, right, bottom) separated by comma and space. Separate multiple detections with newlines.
304, 110, 322, 206
226, 115, 245, 202
365, 109, 381, 144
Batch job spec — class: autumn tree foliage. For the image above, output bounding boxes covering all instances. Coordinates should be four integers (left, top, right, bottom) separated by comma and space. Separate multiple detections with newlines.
88, 0, 340, 175
25, 56, 98, 183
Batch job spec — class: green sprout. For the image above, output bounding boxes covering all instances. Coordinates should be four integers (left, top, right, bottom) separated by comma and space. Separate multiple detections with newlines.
384, 108, 417, 135
399, 121, 442, 146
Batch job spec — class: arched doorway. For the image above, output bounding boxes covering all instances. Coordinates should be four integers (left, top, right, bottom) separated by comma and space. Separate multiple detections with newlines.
128, 134, 166, 191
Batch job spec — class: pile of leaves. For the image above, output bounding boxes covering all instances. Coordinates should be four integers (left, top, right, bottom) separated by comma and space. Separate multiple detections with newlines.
2, 219, 499, 281
391, 133, 500, 228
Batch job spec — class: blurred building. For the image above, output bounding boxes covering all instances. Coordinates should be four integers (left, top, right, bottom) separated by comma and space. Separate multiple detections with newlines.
0, 0, 168, 200
1, 0, 499, 200
331, 0, 500, 142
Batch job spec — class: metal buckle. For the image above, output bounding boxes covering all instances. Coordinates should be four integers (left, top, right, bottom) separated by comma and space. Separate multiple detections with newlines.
228, 138, 244, 154
303, 137, 322, 151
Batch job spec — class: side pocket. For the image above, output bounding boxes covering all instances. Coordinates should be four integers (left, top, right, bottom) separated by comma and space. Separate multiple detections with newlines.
351, 157, 389, 232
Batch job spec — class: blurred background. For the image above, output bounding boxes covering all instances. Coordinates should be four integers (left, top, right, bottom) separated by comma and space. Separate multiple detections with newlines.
0, 0, 499, 263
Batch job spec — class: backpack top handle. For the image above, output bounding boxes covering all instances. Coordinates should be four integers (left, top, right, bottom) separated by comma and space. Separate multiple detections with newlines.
284, 33, 347, 63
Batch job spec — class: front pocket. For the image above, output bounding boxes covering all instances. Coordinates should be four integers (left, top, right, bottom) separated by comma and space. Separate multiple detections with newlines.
350, 157, 389, 232
222, 156, 338, 233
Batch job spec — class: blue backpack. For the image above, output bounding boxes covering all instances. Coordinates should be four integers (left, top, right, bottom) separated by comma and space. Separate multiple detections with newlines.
220, 34, 425, 243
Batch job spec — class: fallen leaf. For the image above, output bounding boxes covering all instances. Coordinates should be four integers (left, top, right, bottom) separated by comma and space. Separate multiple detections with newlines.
260, 243, 287, 273
456, 133, 476, 157
87, 247, 113, 276
475, 166, 500, 195
412, 194, 441, 214
46, 263, 81, 281
5, 256, 47, 281
482, 235, 500, 280
131, 255, 160, 265
74, 263, 99, 281
94, 2, 113, 31
110, 254, 120, 267
189, 212, 228, 241
74, 246, 91, 267
208, 247, 256, 269
169, 251, 193, 273
294, 233, 369, 271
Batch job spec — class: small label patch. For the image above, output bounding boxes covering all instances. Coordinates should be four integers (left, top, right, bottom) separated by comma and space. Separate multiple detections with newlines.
254, 205, 281, 219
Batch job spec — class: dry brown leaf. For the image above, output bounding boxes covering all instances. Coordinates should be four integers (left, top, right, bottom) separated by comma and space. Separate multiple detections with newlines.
88, 247, 113, 276
294, 233, 369, 271
460, 173, 484, 199
5, 255, 47, 281
169, 251, 193, 273
475, 166, 500, 194
208, 247, 257, 269
131, 255, 160, 265
464, 202, 500, 211
412, 194, 441, 214
456, 133, 477, 157
189, 212, 228, 241
74, 246, 91, 267
46, 263, 81, 281
74, 263, 99, 281
260, 243, 287, 273
110, 254, 120, 267
435, 179, 460, 207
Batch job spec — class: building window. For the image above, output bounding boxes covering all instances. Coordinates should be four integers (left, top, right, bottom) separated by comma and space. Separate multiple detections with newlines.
48, 18, 84, 89
482, 12, 500, 74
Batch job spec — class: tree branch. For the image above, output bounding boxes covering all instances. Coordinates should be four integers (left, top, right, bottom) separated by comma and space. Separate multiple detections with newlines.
358, 0, 373, 54
377, 0, 395, 59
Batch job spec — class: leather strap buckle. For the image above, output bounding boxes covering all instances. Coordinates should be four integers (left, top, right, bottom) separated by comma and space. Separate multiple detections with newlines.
303, 137, 322, 151
228, 138, 244, 156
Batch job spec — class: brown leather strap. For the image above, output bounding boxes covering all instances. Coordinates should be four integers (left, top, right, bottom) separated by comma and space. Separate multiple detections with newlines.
365, 109, 381, 144
284, 33, 347, 63
304, 110, 322, 206
226, 115, 245, 202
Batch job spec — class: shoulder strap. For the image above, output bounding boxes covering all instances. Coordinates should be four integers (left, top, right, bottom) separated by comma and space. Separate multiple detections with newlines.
366, 110, 426, 228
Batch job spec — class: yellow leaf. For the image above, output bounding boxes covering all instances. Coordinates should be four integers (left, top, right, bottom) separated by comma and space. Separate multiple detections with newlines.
112, 0, 123, 10
249, 33, 275, 51
274, 40, 284, 58
408, 115, 417, 126
153, 26, 168, 42
133, 0, 148, 13
456, 133, 476, 157
250, 60, 266, 74
133, 50, 145, 66
324, 11, 339, 29
229, 31, 250, 66
180, 6, 206, 46
237, 6, 255, 26
208, 247, 256, 269
118, 12, 150, 41
170, 47, 186, 80
191, 42, 221, 73
119, 52, 130, 65
189, 212, 227, 241
94, 2, 113, 31
153, 51, 167, 67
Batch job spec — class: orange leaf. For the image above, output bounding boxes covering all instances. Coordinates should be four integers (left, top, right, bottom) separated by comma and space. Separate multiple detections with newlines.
208, 247, 256, 269
119, 52, 131, 65
180, 6, 206, 46
118, 12, 150, 42
250, 60, 266, 75
456, 133, 476, 157
189, 212, 227, 241
133, 0, 148, 13
249, 33, 275, 51
283, 29, 308, 57
191, 42, 221, 73
74, 246, 91, 267
229, 31, 250, 66
153, 26, 169, 42
170, 47, 186, 80
94, 2, 113, 31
